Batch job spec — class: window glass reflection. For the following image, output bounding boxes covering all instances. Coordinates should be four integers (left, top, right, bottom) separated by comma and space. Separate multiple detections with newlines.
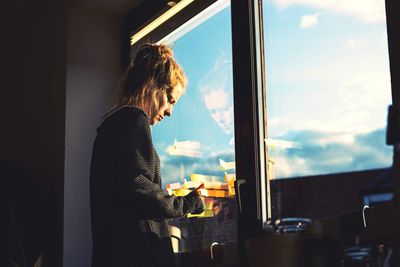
152, 3, 237, 252
263, 0, 393, 220
264, 0, 392, 179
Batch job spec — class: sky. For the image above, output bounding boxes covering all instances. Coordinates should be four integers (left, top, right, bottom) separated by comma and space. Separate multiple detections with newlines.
152, 7, 235, 186
151, 0, 393, 186
263, 0, 393, 178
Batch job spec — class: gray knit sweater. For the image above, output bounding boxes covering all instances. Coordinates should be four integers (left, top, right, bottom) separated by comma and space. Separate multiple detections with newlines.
90, 105, 204, 266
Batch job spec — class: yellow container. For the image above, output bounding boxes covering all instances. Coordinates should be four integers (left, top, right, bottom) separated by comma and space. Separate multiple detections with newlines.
172, 188, 190, 196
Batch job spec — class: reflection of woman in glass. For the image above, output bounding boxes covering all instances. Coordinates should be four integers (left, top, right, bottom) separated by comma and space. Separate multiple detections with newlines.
90, 43, 204, 267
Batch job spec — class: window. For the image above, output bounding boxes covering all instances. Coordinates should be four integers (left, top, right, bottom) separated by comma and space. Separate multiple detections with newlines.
151, 0, 237, 252
263, 0, 393, 220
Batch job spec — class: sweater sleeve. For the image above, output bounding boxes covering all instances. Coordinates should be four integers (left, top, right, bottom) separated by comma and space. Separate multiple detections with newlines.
116, 110, 204, 219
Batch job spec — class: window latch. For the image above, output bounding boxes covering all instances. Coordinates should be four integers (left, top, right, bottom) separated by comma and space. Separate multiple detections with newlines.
235, 179, 246, 213
362, 205, 369, 228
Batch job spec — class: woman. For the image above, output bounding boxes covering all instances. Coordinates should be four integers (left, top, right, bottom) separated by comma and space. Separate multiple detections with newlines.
90, 43, 205, 267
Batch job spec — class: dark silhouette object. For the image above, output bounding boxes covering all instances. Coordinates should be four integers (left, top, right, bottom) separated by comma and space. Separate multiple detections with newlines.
358, 166, 395, 198
1, 161, 44, 267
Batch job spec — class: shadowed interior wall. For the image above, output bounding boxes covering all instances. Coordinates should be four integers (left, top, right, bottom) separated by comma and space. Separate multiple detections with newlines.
1, 1, 67, 266
64, 6, 123, 267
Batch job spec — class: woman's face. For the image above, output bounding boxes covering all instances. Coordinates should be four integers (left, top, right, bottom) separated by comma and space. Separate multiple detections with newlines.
150, 83, 183, 125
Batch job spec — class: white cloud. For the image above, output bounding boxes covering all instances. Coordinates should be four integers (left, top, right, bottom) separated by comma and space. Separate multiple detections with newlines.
336, 71, 392, 124
270, 155, 309, 178
229, 136, 235, 146
166, 139, 203, 158
272, 0, 385, 24
265, 138, 303, 149
265, 59, 392, 178
268, 70, 391, 136
314, 133, 355, 145
268, 128, 392, 179
346, 38, 367, 49
300, 13, 319, 28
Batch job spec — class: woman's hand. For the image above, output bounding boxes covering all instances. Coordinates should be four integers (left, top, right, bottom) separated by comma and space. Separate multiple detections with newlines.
186, 183, 205, 214
194, 183, 204, 194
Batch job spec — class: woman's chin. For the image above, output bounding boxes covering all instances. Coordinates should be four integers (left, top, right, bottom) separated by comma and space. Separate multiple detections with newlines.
150, 118, 158, 126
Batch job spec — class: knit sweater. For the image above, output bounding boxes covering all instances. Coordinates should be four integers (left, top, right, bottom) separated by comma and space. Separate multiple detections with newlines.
89, 105, 204, 266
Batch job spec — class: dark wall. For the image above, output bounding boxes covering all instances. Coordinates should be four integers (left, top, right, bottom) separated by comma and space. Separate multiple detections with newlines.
1, 0, 67, 266
1, 1, 169, 266
64, 6, 123, 266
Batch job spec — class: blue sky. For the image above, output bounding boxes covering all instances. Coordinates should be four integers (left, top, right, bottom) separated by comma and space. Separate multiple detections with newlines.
152, 0, 392, 185
263, 0, 392, 177
152, 6, 235, 186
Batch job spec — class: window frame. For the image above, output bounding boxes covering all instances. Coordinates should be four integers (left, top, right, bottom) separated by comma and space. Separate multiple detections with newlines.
385, 0, 400, 261
125, 0, 269, 263
258, 0, 399, 260
126, 0, 217, 58
124, 0, 400, 263
230, 0, 267, 235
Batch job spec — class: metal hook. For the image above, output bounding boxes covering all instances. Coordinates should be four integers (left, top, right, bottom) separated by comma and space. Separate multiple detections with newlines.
362, 205, 369, 228
210, 242, 219, 260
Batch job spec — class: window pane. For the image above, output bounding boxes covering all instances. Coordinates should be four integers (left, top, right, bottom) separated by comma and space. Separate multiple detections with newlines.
152, 1, 237, 252
263, 0, 392, 219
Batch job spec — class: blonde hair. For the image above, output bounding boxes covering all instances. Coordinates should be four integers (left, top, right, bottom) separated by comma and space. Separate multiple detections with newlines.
113, 43, 187, 118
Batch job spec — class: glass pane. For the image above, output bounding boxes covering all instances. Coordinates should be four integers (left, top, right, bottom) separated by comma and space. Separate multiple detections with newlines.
152, 1, 237, 253
263, 0, 393, 220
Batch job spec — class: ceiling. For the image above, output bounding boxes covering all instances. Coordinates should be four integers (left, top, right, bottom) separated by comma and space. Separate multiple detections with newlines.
74, 0, 144, 15
73, 0, 177, 16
